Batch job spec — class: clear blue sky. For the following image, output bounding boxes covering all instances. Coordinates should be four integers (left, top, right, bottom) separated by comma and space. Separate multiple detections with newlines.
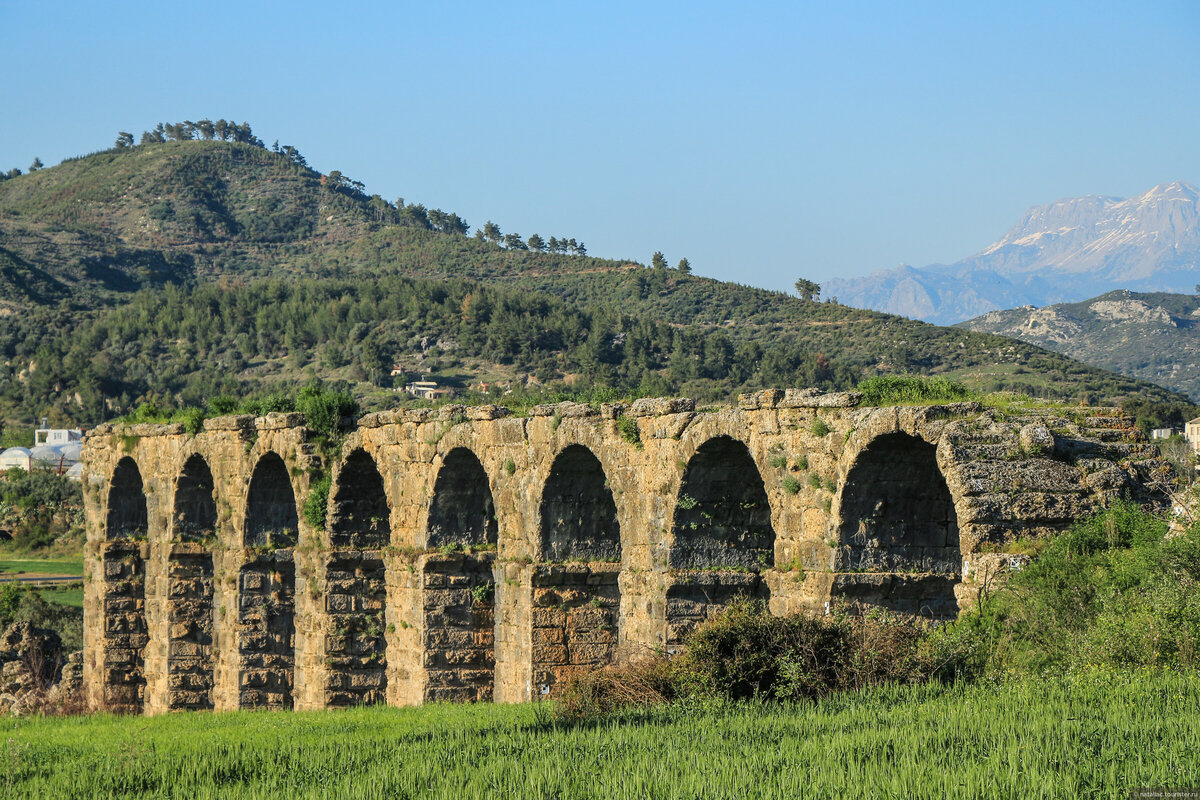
2, 1, 1198, 292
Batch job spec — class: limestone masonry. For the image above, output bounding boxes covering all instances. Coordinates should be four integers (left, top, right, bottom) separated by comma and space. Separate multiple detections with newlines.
81, 389, 1171, 714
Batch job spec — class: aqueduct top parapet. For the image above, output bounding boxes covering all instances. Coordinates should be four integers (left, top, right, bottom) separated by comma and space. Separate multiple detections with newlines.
80, 388, 1170, 714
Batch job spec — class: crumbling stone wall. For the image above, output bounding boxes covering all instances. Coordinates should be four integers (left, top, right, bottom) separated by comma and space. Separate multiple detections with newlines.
81, 390, 1171, 714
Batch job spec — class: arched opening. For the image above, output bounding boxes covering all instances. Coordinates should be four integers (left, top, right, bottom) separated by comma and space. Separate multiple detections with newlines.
539, 445, 620, 563
422, 448, 496, 703
427, 448, 496, 549
530, 445, 621, 697
244, 452, 298, 548
835, 432, 960, 620
106, 457, 148, 540
168, 454, 217, 710
671, 436, 774, 570
239, 452, 296, 709
173, 454, 217, 542
329, 449, 390, 549
101, 457, 148, 713
667, 436, 773, 646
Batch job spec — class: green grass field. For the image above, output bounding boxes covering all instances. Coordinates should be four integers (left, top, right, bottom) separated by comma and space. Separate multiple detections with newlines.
0, 557, 84, 577
6, 669, 1199, 799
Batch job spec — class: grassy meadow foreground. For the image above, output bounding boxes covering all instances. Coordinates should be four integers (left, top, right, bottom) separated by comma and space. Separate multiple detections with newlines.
5, 670, 1199, 800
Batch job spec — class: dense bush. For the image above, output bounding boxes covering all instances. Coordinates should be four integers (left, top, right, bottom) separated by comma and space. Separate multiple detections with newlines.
556, 599, 966, 719
932, 501, 1199, 675
0, 583, 81, 652
0, 469, 83, 551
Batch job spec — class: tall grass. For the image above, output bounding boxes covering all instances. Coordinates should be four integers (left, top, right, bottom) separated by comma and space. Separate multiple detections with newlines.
857, 375, 973, 405
6, 670, 1199, 799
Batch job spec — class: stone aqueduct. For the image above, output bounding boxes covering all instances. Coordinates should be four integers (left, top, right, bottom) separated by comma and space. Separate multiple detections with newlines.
81, 389, 1167, 714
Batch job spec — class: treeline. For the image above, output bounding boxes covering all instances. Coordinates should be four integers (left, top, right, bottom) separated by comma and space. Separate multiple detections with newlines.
117, 119, 264, 148
476, 222, 587, 255
0, 276, 860, 426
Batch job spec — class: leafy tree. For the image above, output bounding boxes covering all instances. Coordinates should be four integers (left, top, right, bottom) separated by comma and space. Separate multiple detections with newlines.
527, 233, 546, 251
794, 278, 821, 302
28, 157, 43, 172
504, 233, 528, 250
651, 251, 668, 269
114, 132, 134, 149
677, 258, 691, 274
483, 221, 502, 243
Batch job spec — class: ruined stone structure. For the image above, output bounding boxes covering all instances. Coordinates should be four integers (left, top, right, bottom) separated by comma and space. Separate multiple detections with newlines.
81, 389, 1169, 714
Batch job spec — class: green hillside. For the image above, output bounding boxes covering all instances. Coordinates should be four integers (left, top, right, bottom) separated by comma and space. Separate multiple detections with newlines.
960, 290, 1200, 401
0, 131, 1189, 429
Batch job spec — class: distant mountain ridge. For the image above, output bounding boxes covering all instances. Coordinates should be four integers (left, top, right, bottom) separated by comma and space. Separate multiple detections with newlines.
959, 289, 1200, 400
826, 182, 1200, 325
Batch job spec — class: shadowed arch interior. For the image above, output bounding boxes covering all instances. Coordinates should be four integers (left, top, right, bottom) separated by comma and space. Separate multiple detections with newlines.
671, 436, 774, 570
329, 449, 391, 549
106, 457, 148, 540
173, 454, 217, 542
244, 452, 298, 548
427, 448, 496, 548
835, 432, 960, 619
539, 445, 620, 562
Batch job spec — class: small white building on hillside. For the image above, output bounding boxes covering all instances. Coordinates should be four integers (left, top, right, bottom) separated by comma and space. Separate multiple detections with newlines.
35, 426, 83, 446
1186, 417, 1200, 454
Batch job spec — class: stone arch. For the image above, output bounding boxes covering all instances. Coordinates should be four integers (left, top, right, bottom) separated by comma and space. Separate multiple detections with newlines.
329, 449, 391, 549
427, 447, 496, 549
666, 435, 774, 647
671, 435, 774, 570
244, 452, 298, 548
172, 453, 217, 542
106, 457, 148, 540
539, 444, 620, 563
834, 431, 960, 619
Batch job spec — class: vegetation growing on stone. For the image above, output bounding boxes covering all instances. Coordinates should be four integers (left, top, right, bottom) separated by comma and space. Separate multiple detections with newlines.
302, 474, 331, 530
856, 375, 972, 405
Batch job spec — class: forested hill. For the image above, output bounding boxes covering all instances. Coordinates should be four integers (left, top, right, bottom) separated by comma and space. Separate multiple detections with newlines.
0, 127, 1189, 430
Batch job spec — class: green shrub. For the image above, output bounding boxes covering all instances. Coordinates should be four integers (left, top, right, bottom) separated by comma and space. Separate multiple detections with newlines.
933, 500, 1195, 676
558, 599, 953, 718
303, 474, 331, 529
809, 417, 831, 437
206, 395, 239, 415
782, 476, 801, 494
295, 384, 358, 441
174, 406, 206, 436
857, 375, 971, 406
615, 415, 641, 446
